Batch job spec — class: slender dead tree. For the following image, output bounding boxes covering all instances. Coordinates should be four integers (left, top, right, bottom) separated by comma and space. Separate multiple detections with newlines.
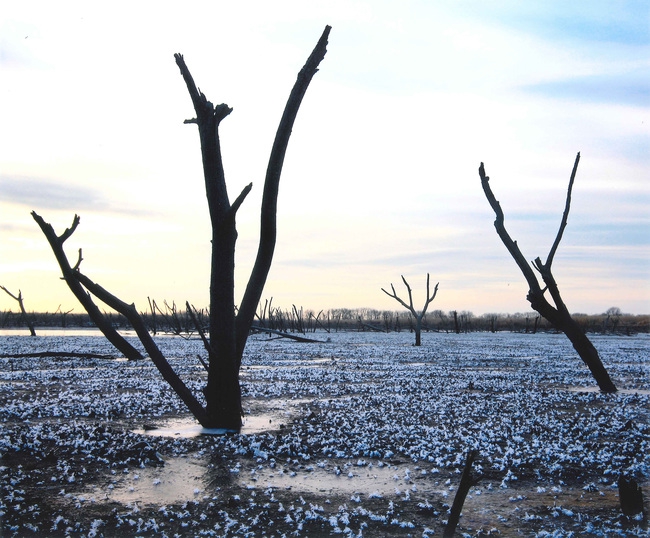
444, 450, 480, 538
1, 286, 36, 336
33, 25, 331, 431
479, 153, 617, 392
382, 274, 439, 346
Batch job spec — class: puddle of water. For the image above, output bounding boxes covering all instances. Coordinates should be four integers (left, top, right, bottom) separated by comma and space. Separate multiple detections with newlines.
240, 462, 445, 498
85, 457, 213, 506
241, 358, 336, 372
98, 458, 447, 506
135, 416, 291, 438
135, 399, 310, 438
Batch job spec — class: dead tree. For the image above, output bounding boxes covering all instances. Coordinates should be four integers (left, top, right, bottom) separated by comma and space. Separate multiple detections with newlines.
382, 274, 439, 346
479, 153, 617, 392
1, 286, 36, 336
54, 304, 74, 328
33, 26, 330, 431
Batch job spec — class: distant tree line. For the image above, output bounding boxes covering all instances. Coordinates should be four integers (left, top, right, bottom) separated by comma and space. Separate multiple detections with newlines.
2, 304, 648, 335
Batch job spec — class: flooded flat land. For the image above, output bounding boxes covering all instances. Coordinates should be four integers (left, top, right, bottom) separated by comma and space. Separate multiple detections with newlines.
1, 330, 649, 536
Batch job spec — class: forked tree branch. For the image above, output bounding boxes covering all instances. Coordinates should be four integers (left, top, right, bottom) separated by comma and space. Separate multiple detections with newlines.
381, 281, 414, 314
381, 273, 439, 318
32, 211, 146, 361
479, 164, 544, 297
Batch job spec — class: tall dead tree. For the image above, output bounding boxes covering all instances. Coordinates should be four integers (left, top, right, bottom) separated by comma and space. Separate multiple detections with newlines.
382, 274, 439, 346
1, 286, 36, 336
34, 26, 331, 431
479, 153, 617, 392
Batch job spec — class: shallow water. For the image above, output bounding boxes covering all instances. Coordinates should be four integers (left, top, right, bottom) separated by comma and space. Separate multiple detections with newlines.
86, 456, 210, 506
2, 330, 649, 536
134, 398, 311, 438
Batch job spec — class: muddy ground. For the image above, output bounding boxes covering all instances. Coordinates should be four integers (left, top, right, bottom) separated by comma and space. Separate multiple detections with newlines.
1, 330, 649, 536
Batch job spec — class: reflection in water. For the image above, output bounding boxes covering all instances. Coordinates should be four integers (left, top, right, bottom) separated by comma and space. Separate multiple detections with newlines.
135, 399, 307, 439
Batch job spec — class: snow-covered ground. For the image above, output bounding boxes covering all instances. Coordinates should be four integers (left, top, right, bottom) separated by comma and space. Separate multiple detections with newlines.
1, 330, 648, 536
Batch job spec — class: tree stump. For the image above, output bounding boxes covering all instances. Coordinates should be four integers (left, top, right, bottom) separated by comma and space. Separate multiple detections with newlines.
618, 476, 646, 519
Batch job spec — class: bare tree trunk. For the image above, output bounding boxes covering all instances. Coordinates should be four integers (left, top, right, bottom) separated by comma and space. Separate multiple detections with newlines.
415, 317, 423, 346
479, 154, 616, 392
173, 27, 330, 429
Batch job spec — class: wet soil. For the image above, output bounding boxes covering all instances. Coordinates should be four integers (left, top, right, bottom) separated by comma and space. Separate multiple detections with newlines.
1, 330, 649, 536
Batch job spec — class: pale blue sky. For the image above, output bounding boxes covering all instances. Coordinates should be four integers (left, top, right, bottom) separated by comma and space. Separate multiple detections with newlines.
1, 1, 648, 315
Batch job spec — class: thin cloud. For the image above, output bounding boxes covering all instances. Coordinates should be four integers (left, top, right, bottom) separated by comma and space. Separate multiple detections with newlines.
0, 175, 156, 217
524, 71, 650, 107
463, 1, 650, 46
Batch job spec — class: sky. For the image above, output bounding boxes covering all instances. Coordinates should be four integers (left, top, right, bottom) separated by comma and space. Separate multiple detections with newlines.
1, 0, 648, 317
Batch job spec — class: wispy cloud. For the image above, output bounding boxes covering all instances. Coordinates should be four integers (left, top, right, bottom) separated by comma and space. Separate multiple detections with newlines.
524, 70, 649, 106
463, 1, 650, 46
0, 175, 156, 217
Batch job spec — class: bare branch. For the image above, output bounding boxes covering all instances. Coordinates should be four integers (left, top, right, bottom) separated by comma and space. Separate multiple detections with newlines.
546, 152, 580, 269
235, 25, 331, 354
174, 54, 233, 124
73, 248, 83, 271
0, 285, 20, 302
227, 182, 253, 219
479, 158, 617, 392
32, 211, 145, 360
186, 300, 213, 365
479, 163, 543, 295
381, 283, 414, 314
72, 270, 208, 423
59, 214, 81, 244
422, 276, 440, 315
174, 53, 231, 222
401, 275, 415, 311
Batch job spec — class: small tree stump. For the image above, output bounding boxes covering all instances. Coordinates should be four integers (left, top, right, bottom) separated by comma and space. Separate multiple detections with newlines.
618, 476, 646, 519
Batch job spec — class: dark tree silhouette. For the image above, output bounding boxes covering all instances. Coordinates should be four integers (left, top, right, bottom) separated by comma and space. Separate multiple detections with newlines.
479, 153, 617, 392
382, 274, 439, 346
444, 450, 480, 537
1, 286, 36, 336
30, 215, 146, 362
33, 25, 331, 431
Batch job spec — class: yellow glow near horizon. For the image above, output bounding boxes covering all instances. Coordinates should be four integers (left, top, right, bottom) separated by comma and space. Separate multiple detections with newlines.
1, 2, 648, 317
